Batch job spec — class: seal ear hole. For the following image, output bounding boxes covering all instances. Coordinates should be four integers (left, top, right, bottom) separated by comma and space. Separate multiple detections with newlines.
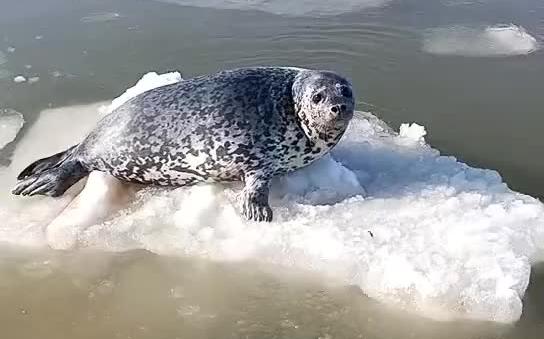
312, 93, 323, 104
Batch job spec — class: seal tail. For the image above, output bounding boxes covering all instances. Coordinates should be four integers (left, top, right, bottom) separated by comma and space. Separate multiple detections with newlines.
12, 145, 89, 197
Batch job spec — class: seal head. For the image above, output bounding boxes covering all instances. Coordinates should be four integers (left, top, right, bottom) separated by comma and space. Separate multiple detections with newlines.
292, 70, 355, 147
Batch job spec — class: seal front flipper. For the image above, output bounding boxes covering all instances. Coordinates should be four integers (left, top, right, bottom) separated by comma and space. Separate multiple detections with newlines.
12, 146, 89, 197
240, 172, 273, 222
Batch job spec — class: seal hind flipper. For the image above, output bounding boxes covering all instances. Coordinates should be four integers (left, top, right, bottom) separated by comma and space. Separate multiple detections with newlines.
17, 145, 78, 180
12, 158, 88, 197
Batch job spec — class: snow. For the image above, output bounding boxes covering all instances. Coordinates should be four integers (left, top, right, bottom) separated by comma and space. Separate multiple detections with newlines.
423, 24, 539, 57
1, 71, 544, 324
0, 109, 25, 151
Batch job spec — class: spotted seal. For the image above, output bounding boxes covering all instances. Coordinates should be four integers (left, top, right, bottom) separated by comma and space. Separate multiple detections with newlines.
12, 67, 355, 221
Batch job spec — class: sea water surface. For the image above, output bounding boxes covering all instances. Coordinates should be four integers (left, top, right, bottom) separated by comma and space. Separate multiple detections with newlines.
1, 0, 544, 338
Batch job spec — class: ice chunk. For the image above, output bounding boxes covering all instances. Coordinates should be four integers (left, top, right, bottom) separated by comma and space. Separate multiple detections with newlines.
156, 0, 392, 16
28, 76, 40, 84
46, 171, 136, 250
423, 24, 539, 57
0, 109, 24, 151
13, 75, 26, 83
80, 12, 121, 23
399, 122, 427, 145
1, 71, 544, 324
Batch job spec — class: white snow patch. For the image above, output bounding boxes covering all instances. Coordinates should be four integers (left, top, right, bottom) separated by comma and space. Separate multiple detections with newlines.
155, 0, 391, 16
13, 75, 26, 83
423, 24, 539, 57
1, 71, 544, 324
28, 76, 40, 84
0, 109, 25, 151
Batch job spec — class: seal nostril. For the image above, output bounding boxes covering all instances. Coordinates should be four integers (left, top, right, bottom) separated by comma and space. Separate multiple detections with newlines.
331, 106, 338, 113
340, 104, 346, 112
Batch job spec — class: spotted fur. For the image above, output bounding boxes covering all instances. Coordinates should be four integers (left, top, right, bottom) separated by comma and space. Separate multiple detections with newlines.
13, 67, 355, 222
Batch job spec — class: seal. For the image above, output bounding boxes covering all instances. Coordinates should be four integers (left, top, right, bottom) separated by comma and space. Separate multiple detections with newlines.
12, 67, 355, 222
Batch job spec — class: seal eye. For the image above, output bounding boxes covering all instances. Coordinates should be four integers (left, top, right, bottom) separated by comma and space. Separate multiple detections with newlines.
340, 86, 352, 98
312, 93, 322, 104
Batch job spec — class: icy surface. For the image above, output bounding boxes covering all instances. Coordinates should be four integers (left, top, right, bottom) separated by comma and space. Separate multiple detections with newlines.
0, 109, 25, 151
155, 0, 391, 16
0, 103, 103, 246
423, 24, 539, 57
1, 72, 544, 324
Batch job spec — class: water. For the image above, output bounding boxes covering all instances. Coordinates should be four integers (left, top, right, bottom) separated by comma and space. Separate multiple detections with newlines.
1, 0, 544, 337
2, 249, 544, 339
0, 249, 543, 339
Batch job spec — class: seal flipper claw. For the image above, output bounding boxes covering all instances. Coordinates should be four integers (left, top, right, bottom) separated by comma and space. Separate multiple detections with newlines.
240, 173, 273, 222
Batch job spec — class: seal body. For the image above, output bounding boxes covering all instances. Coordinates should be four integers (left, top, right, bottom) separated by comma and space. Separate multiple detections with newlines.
13, 67, 355, 221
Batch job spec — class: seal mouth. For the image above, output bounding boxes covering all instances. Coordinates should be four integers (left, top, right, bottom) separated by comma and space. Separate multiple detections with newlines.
335, 110, 354, 127
325, 117, 351, 135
